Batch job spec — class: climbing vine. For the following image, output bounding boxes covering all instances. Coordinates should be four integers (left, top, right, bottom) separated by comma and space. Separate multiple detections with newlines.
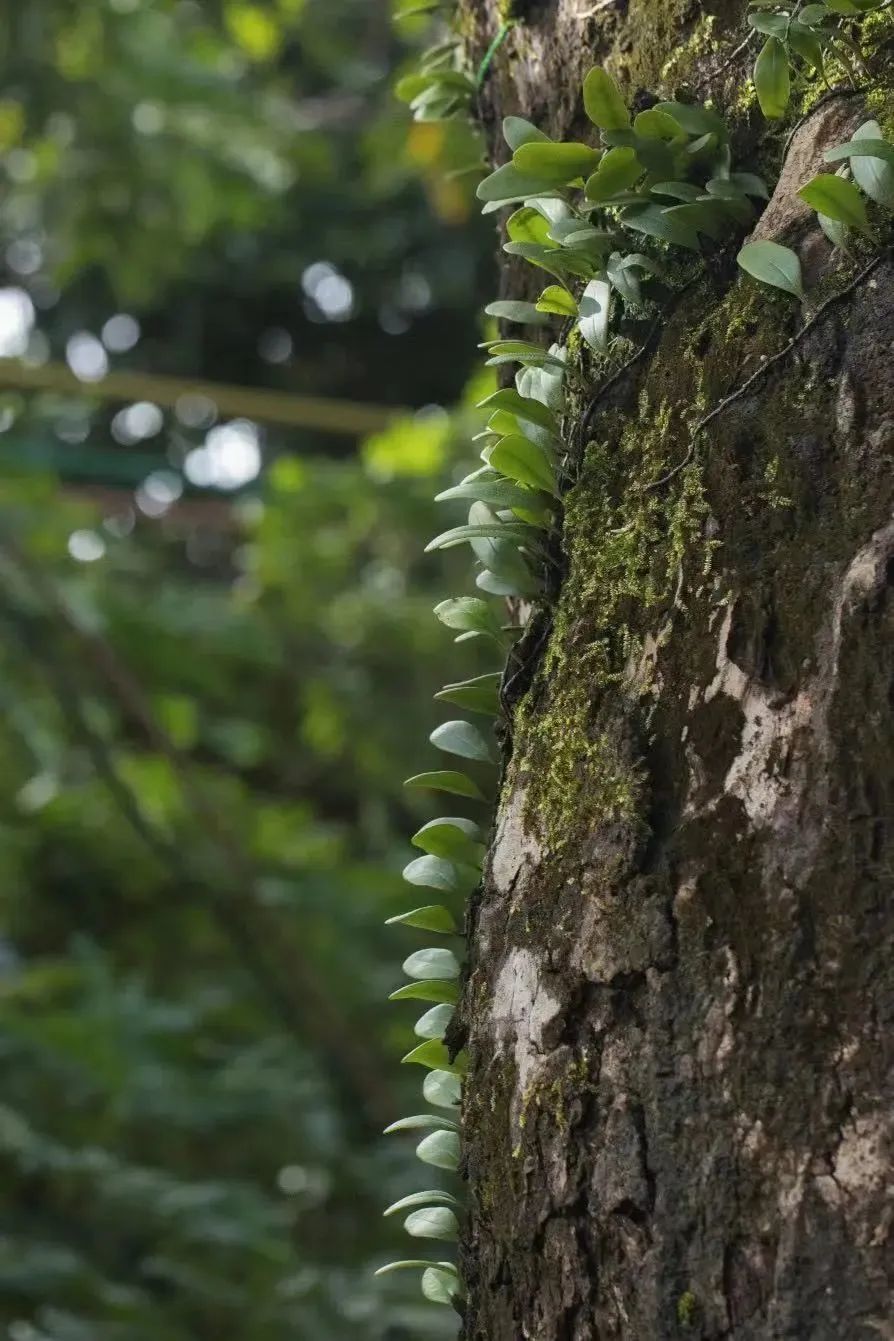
378, 0, 892, 1312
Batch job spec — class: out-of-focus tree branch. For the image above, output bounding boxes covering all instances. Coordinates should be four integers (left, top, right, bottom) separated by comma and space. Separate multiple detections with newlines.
0, 533, 396, 1130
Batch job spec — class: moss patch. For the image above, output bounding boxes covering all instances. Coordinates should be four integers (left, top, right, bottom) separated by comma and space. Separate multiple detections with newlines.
676, 1290, 697, 1326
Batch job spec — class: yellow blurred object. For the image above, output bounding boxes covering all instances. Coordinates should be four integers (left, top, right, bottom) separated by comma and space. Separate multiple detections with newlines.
56, 12, 104, 80
225, 3, 283, 61
406, 122, 446, 167
0, 100, 24, 151
430, 174, 471, 225
363, 412, 449, 482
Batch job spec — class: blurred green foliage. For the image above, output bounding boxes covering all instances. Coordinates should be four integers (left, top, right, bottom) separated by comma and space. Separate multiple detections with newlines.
0, 0, 493, 1337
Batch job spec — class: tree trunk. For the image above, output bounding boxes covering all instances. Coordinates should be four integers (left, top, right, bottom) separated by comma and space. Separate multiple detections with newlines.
454, 3, 894, 1337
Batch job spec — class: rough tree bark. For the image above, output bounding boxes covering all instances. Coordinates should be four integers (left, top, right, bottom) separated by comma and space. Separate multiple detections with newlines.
452, 3, 894, 1337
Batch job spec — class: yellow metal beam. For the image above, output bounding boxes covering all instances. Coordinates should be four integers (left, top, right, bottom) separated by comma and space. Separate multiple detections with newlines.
0, 358, 405, 437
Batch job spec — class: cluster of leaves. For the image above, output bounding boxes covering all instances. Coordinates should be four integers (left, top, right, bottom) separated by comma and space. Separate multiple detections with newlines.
394, 26, 477, 126
378, 60, 777, 1309
376, 378, 564, 1301
738, 120, 894, 297
749, 0, 889, 120
474, 68, 768, 352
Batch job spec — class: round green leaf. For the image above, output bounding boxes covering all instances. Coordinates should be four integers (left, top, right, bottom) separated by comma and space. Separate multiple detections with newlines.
423, 1068, 462, 1107
736, 240, 803, 298
405, 1207, 459, 1241
402, 1039, 466, 1072
402, 854, 478, 895
402, 947, 460, 980
416, 1128, 461, 1170
653, 100, 727, 139
411, 816, 482, 859
414, 1002, 455, 1039
798, 173, 874, 237
421, 1265, 461, 1303
489, 434, 557, 496
433, 596, 503, 640
620, 202, 701, 251
584, 145, 642, 201
512, 141, 601, 185
583, 67, 630, 130
536, 284, 578, 317
503, 115, 550, 150
429, 720, 494, 763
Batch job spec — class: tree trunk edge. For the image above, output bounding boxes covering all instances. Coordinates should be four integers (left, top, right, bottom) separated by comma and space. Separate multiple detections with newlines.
456, 4, 894, 1338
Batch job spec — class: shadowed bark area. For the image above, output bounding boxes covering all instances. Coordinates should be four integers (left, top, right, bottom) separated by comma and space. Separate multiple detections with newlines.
453, 3, 894, 1337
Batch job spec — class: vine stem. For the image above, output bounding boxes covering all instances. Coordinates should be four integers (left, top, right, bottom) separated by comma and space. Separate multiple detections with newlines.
643, 249, 890, 493
476, 20, 516, 88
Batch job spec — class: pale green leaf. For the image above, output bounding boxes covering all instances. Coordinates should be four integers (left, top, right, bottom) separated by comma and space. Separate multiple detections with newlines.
433, 596, 503, 640
383, 1189, 458, 1217
416, 1128, 461, 1170
421, 1265, 460, 1303
403, 853, 478, 894
424, 520, 534, 553
414, 1002, 455, 1039
423, 1068, 462, 1108
754, 36, 790, 119
411, 816, 483, 859
848, 121, 894, 208
386, 904, 458, 933
584, 145, 642, 201
383, 1113, 458, 1133
430, 719, 494, 763
798, 173, 874, 237
403, 1040, 467, 1073
577, 277, 611, 352
476, 387, 558, 431
402, 947, 460, 980
620, 202, 701, 250
736, 240, 803, 297
405, 1207, 459, 1241
582, 67, 630, 130
503, 115, 550, 150
484, 299, 549, 325
489, 434, 557, 496
403, 770, 484, 799
389, 979, 459, 1004
476, 161, 563, 203
434, 673, 503, 715
374, 1259, 438, 1277
512, 141, 601, 185
653, 100, 727, 138
536, 284, 578, 316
